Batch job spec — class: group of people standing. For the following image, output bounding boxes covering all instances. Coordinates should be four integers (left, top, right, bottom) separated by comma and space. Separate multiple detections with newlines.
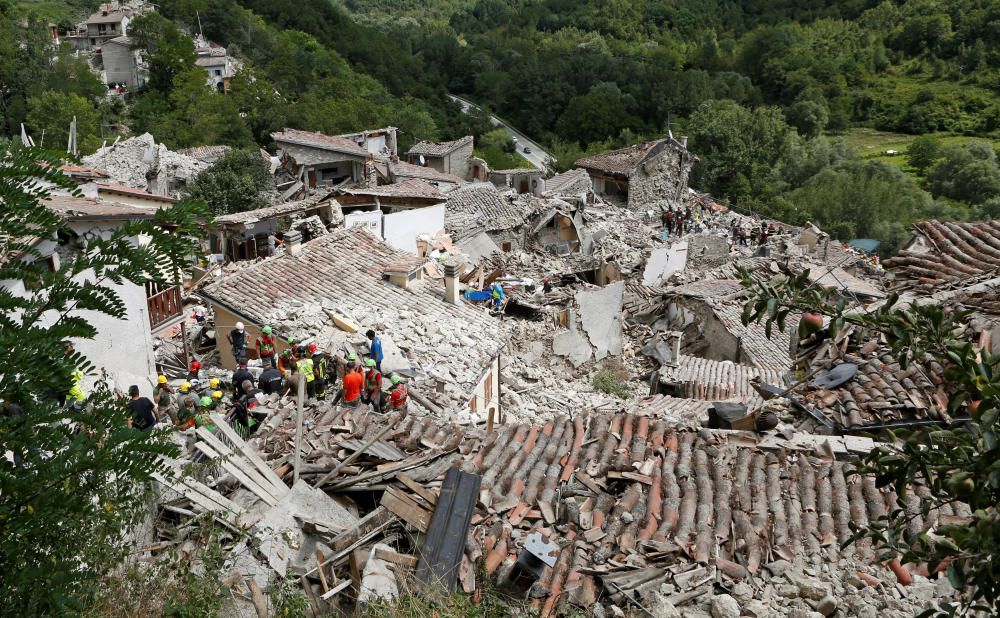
660, 206, 703, 237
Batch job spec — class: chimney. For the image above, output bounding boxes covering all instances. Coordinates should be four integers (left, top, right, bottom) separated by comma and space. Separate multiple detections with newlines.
284, 229, 303, 256
444, 261, 460, 305
666, 331, 682, 366
680, 135, 688, 148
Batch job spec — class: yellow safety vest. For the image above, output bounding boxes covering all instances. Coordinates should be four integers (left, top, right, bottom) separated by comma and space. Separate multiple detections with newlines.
298, 358, 315, 382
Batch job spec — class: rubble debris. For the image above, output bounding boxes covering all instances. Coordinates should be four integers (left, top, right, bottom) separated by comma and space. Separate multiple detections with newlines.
83, 133, 210, 197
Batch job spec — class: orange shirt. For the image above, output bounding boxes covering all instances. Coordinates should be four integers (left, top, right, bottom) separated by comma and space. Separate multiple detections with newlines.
343, 371, 364, 402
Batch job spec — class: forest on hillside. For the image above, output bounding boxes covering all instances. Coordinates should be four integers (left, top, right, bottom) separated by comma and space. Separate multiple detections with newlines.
3, 0, 1000, 254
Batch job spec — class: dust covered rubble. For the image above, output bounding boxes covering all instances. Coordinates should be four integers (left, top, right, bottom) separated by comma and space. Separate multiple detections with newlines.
83, 133, 211, 197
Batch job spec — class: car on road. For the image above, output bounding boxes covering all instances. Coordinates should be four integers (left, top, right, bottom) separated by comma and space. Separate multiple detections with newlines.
523, 146, 532, 154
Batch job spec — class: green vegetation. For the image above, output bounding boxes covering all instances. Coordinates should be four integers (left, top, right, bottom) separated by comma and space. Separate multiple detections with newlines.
741, 269, 1000, 616
0, 149, 209, 613
188, 148, 272, 215
593, 365, 631, 399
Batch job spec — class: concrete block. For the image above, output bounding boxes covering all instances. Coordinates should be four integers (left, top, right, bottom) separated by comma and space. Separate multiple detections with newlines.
576, 281, 624, 361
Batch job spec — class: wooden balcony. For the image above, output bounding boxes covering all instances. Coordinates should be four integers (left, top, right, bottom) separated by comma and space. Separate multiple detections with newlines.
146, 283, 183, 332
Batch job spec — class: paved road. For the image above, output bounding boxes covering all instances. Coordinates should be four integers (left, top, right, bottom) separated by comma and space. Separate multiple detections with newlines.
447, 94, 553, 172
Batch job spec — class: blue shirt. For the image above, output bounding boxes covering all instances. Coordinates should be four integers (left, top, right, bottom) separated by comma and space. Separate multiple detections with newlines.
370, 337, 383, 363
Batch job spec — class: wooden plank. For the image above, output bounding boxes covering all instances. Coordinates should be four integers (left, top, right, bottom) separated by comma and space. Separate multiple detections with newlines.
576, 471, 604, 494
397, 472, 438, 506
194, 442, 278, 507
319, 579, 352, 601
316, 551, 330, 593
374, 547, 419, 569
331, 506, 394, 553
210, 413, 289, 496
416, 468, 482, 594
381, 487, 431, 533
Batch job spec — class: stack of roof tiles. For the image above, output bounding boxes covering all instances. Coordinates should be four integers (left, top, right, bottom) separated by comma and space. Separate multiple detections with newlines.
271, 128, 370, 157
709, 302, 797, 372
250, 400, 964, 616
445, 183, 530, 238
659, 355, 784, 405
406, 136, 473, 157
885, 220, 1000, 285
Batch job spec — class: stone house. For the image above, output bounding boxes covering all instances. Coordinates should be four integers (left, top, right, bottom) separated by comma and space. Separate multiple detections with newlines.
101, 36, 143, 87
84, 7, 130, 51
405, 136, 475, 180
575, 136, 694, 210
271, 128, 371, 189
210, 193, 340, 261
194, 40, 237, 92
444, 183, 529, 253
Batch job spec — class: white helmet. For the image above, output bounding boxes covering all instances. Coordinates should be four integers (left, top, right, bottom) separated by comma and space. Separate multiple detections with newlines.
235, 322, 244, 331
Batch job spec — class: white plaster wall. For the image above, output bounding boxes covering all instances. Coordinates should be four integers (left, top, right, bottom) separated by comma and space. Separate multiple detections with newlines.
345, 210, 382, 237
383, 204, 445, 254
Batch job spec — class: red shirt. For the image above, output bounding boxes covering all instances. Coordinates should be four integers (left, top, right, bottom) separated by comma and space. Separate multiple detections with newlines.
389, 384, 408, 409
343, 371, 363, 402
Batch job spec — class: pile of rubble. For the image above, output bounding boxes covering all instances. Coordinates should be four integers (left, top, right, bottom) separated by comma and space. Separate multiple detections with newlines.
143, 392, 965, 617
83, 133, 211, 197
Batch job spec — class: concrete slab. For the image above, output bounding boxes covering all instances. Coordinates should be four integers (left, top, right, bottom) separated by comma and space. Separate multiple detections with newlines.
553, 324, 592, 367
577, 281, 624, 361
378, 334, 411, 375
358, 543, 399, 606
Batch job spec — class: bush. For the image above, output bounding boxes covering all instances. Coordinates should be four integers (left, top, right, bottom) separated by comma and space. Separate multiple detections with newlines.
593, 366, 631, 399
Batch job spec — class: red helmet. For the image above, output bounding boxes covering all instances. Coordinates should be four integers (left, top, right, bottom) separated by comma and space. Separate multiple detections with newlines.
190, 360, 202, 370
307, 343, 318, 354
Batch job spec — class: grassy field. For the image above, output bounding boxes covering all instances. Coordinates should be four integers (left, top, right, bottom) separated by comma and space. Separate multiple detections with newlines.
830, 128, 1000, 176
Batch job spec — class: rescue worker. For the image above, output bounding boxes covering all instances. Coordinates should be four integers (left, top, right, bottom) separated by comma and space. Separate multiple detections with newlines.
334, 360, 363, 407
387, 375, 408, 411
195, 396, 215, 431
176, 381, 195, 410
297, 347, 315, 399
187, 360, 202, 381
232, 379, 264, 435
177, 395, 197, 428
309, 344, 329, 399
201, 377, 221, 399
211, 390, 224, 410
257, 326, 277, 368
258, 365, 284, 395
278, 348, 295, 376
153, 375, 177, 425
366, 330, 383, 372
232, 359, 254, 398
67, 368, 86, 409
363, 359, 382, 411
491, 282, 505, 310
228, 322, 247, 362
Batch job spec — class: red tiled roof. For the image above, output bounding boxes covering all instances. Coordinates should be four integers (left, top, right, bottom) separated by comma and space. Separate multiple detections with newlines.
271, 128, 370, 158
884, 220, 1000, 286
391, 160, 464, 185
659, 356, 784, 405
575, 137, 688, 176
337, 179, 445, 201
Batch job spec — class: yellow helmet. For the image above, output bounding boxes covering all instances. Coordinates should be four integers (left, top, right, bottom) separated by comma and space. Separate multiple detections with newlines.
211, 390, 223, 400
209, 377, 220, 389
180, 381, 191, 392
157, 375, 167, 384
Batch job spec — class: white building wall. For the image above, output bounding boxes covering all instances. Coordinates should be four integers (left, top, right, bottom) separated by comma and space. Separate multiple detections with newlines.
382, 204, 445, 255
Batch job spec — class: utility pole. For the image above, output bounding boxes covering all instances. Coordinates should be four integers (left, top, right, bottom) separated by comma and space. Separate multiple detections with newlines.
293, 372, 305, 484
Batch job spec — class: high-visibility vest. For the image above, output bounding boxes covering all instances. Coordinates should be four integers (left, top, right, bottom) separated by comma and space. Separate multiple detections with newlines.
298, 358, 315, 382
259, 336, 275, 356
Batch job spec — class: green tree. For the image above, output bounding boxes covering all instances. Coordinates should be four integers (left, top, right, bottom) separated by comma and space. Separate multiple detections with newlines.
128, 12, 197, 92
927, 141, 1000, 204
188, 148, 272, 215
26, 91, 100, 154
556, 83, 640, 146
906, 135, 943, 174
739, 269, 1000, 616
786, 98, 829, 139
688, 100, 799, 212
0, 148, 209, 613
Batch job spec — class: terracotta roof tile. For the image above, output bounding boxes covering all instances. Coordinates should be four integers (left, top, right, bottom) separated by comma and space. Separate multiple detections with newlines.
337, 178, 445, 200
659, 355, 785, 405
543, 168, 592, 197
445, 183, 528, 234
885, 220, 1000, 286
213, 194, 328, 226
710, 301, 796, 371
43, 194, 157, 220
390, 160, 464, 185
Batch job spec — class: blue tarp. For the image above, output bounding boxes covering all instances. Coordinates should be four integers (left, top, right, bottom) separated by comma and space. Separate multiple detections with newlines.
849, 238, 881, 254
463, 290, 492, 302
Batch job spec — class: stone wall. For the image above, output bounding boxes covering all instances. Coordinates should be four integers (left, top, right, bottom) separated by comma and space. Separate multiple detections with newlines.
627, 145, 692, 210
445, 141, 474, 179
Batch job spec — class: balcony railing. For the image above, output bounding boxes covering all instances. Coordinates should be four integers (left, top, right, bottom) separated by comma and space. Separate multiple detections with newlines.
147, 284, 182, 331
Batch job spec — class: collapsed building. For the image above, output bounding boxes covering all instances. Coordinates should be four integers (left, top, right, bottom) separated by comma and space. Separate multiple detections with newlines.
575, 136, 694, 210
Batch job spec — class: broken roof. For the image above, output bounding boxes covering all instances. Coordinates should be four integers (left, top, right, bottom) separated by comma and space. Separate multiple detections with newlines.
445, 183, 529, 235
271, 129, 370, 158
43, 194, 157, 220
796, 327, 956, 430
405, 136, 473, 157
213, 194, 329, 226
201, 227, 507, 410
543, 168, 592, 197
659, 355, 785, 406
390, 160, 464, 186
336, 179, 445, 201
574, 137, 687, 176
96, 182, 178, 203
490, 168, 542, 176
709, 301, 796, 372
885, 220, 1000, 287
